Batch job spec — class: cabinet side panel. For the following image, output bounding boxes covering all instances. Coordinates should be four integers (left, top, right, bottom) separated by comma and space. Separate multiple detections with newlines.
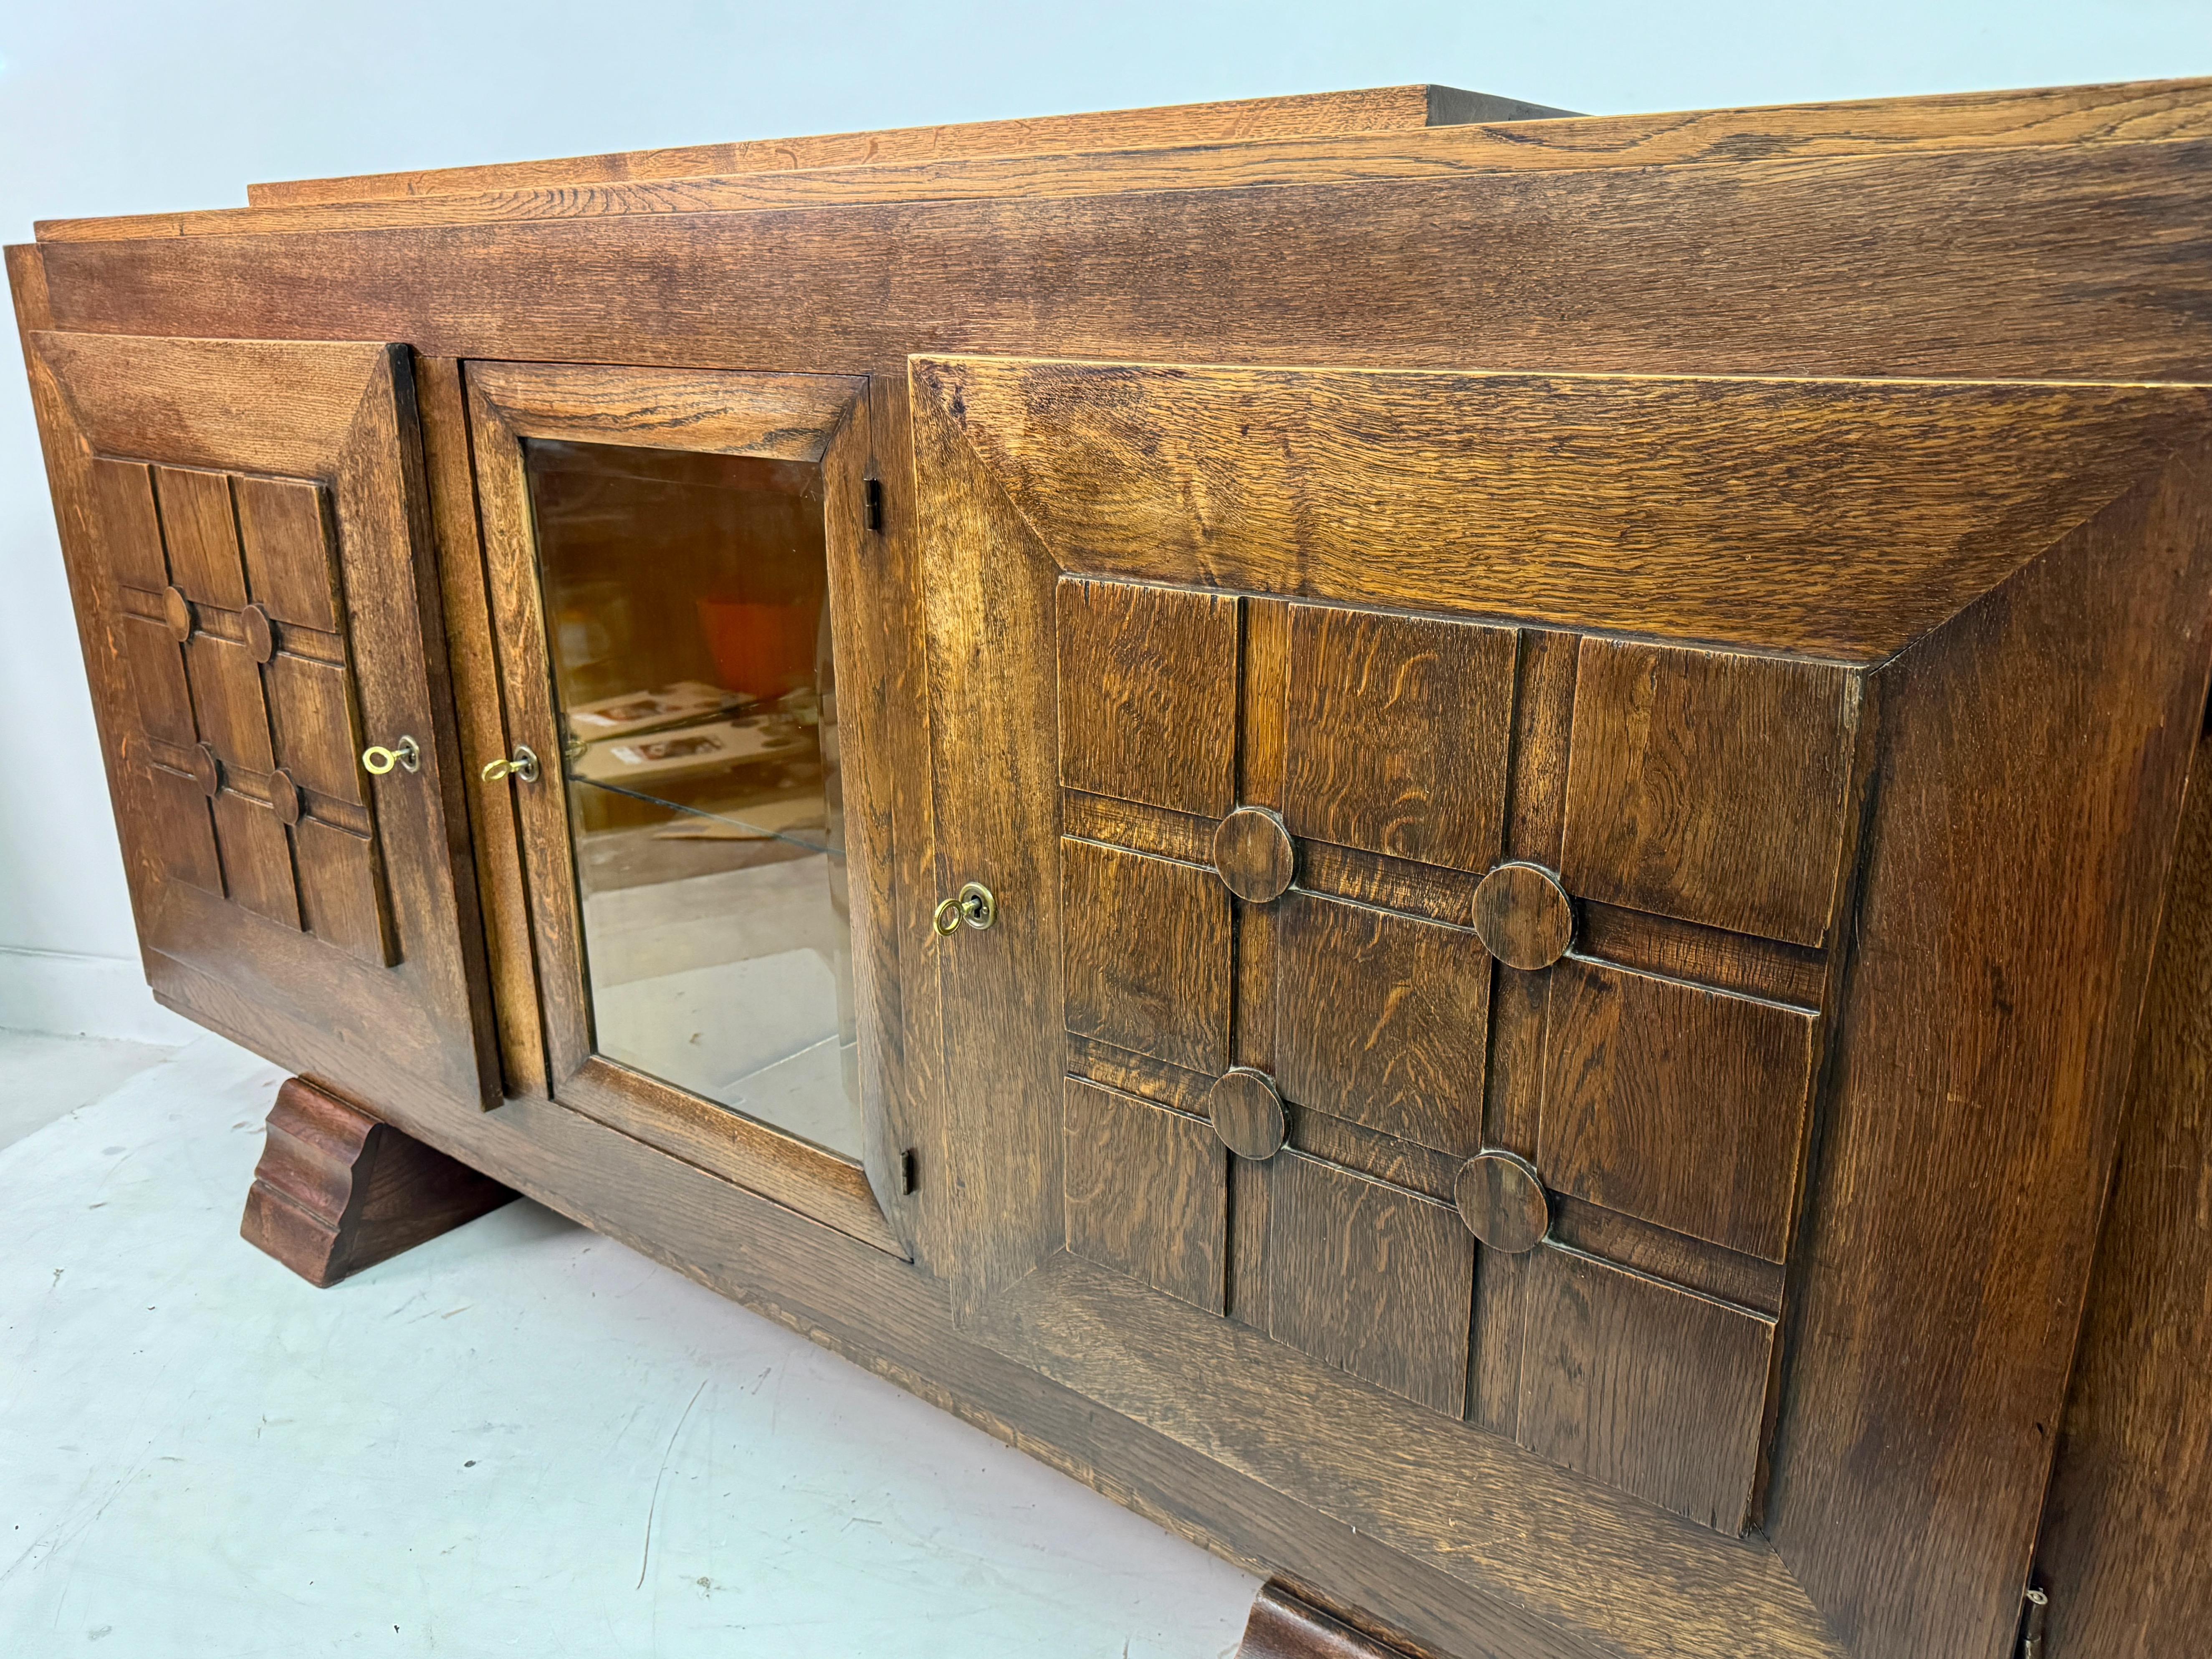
1766, 445, 2212, 1659
2035, 728, 2212, 1655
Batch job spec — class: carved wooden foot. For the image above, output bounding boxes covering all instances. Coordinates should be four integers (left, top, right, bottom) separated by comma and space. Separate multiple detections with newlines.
240, 1077, 516, 1287
1238, 1582, 1423, 1659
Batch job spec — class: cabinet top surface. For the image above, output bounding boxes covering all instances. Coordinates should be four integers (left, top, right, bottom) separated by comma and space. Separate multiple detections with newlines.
28, 73, 2212, 247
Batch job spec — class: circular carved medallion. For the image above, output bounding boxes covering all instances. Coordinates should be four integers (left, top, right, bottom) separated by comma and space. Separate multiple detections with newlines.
189, 741, 223, 801
240, 602, 276, 665
1205, 1067, 1286, 1162
1213, 806, 1295, 903
1454, 1150, 1550, 1254
1471, 861, 1574, 971
269, 768, 303, 827
163, 586, 195, 644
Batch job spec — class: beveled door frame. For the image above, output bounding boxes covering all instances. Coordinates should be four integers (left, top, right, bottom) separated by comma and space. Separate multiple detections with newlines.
463, 359, 904, 1256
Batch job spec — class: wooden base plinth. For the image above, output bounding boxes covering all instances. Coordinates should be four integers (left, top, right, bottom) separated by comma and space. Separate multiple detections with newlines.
241, 1077, 517, 1287
1239, 1582, 1423, 1658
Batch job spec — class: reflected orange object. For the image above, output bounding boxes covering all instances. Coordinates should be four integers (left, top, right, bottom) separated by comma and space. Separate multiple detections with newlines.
698, 598, 819, 699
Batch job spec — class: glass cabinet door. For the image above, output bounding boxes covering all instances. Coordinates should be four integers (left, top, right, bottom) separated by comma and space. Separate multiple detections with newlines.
527, 439, 859, 1157
465, 364, 900, 1253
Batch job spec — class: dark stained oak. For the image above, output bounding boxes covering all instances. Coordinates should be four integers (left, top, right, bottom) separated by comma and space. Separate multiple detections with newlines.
243, 84, 1533, 209
1454, 1150, 1549, 1254
2035, 731, 2212, 1658
1274, 890, 1490, 1157
1519, 1244, 1778, 1533
1268, 1151, 1474, 1416
1061, 837, 1231, 1075
1058, 576, 1239, 818
1206, 1067, 1287, 1162
1561, 642, 1860, 948
1283, 602, 1515, 872
1214, 805, 1296, 903
25, 330, 499, 1110
1064, 1077, 1227, 1314
1540, 958, 1819, 1263
1765, 439, 2212, 1659
25, 78, 2212, 1659
240, 1076, 515, 1287
1471, 862, 1574, 971
923, 361, 2212, 663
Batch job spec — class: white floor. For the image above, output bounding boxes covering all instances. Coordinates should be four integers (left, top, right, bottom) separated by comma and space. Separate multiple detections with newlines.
0, 1030, 1258, 1657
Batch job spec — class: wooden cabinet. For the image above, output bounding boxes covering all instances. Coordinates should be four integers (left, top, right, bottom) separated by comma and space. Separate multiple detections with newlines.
15, 78, 2212, 1659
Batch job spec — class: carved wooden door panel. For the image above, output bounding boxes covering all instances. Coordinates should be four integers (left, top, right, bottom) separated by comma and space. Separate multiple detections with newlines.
25, 333, 494, 1110
915, 357, 2212, 1659
1050, 572, 1846, 1528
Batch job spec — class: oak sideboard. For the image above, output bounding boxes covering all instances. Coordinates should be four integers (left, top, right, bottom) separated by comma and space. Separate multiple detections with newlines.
14, 77, 2212, 1659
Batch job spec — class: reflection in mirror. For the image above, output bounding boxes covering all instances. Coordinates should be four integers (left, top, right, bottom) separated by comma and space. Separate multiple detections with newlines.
524, 439, 860, 1158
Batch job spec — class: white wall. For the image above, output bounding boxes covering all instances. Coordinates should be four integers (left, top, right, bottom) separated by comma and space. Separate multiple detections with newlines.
3, 0, 2207, 1030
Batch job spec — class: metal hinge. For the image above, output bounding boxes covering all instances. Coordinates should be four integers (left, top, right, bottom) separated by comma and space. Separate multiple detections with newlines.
2019, 1586, 2049, 1659
863, 477, 885, 533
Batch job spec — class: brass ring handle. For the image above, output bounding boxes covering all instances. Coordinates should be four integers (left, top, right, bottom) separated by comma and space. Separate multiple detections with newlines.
933, 881, 997, 935
361, 736, 421, 776
480, 746, 540, 785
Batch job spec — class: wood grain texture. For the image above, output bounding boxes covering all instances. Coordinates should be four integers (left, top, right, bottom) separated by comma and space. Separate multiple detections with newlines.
27, 331, 498, 1112
34, 135, 2212, 398
1573, 900, 1828, 1009
1061, 837, 1231, 1074
1268, 1151, 1474, 1415
1471, 862, 1573, 972
38, 80, 2204, 244
1275, 890, 1489, 1156
185, 632, 275, 772
153, 465, 246, 608
1540, 958, 1818, 1262
979, 1254, 1844, 1659
411, 355, 544, 1098
1206, 1067, 1286, 1162
1518, 1245, 1778, 1533
1283, 603, 1514, 871
2035, 731, 2212, 1658
1294, 841, 1476, 927
1562, 642, 1859, 947
242, 84, 1510, 207
1214, 807, 1296, 903
292, 815, 392, 965
1065, 1031, 1214, 1115
924, 360, 2212, 663
1548, 1196, 1787, 1320
1064, 1077, 1228, 1313
143, 761, 220, 893
1287, 1108, 1460, 1203
1062, 790, 1218, 866
240, 1076, 515, 1287
912, 386, 1071, 1310
211, 788, 299, 928
118, 613, 194, 746
1057, 576, 1239, 816
90, 457, 167, 589
1454, 1151, 1549, 1255
1765, 440, 2212, 1659
233, 475, 338, 630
